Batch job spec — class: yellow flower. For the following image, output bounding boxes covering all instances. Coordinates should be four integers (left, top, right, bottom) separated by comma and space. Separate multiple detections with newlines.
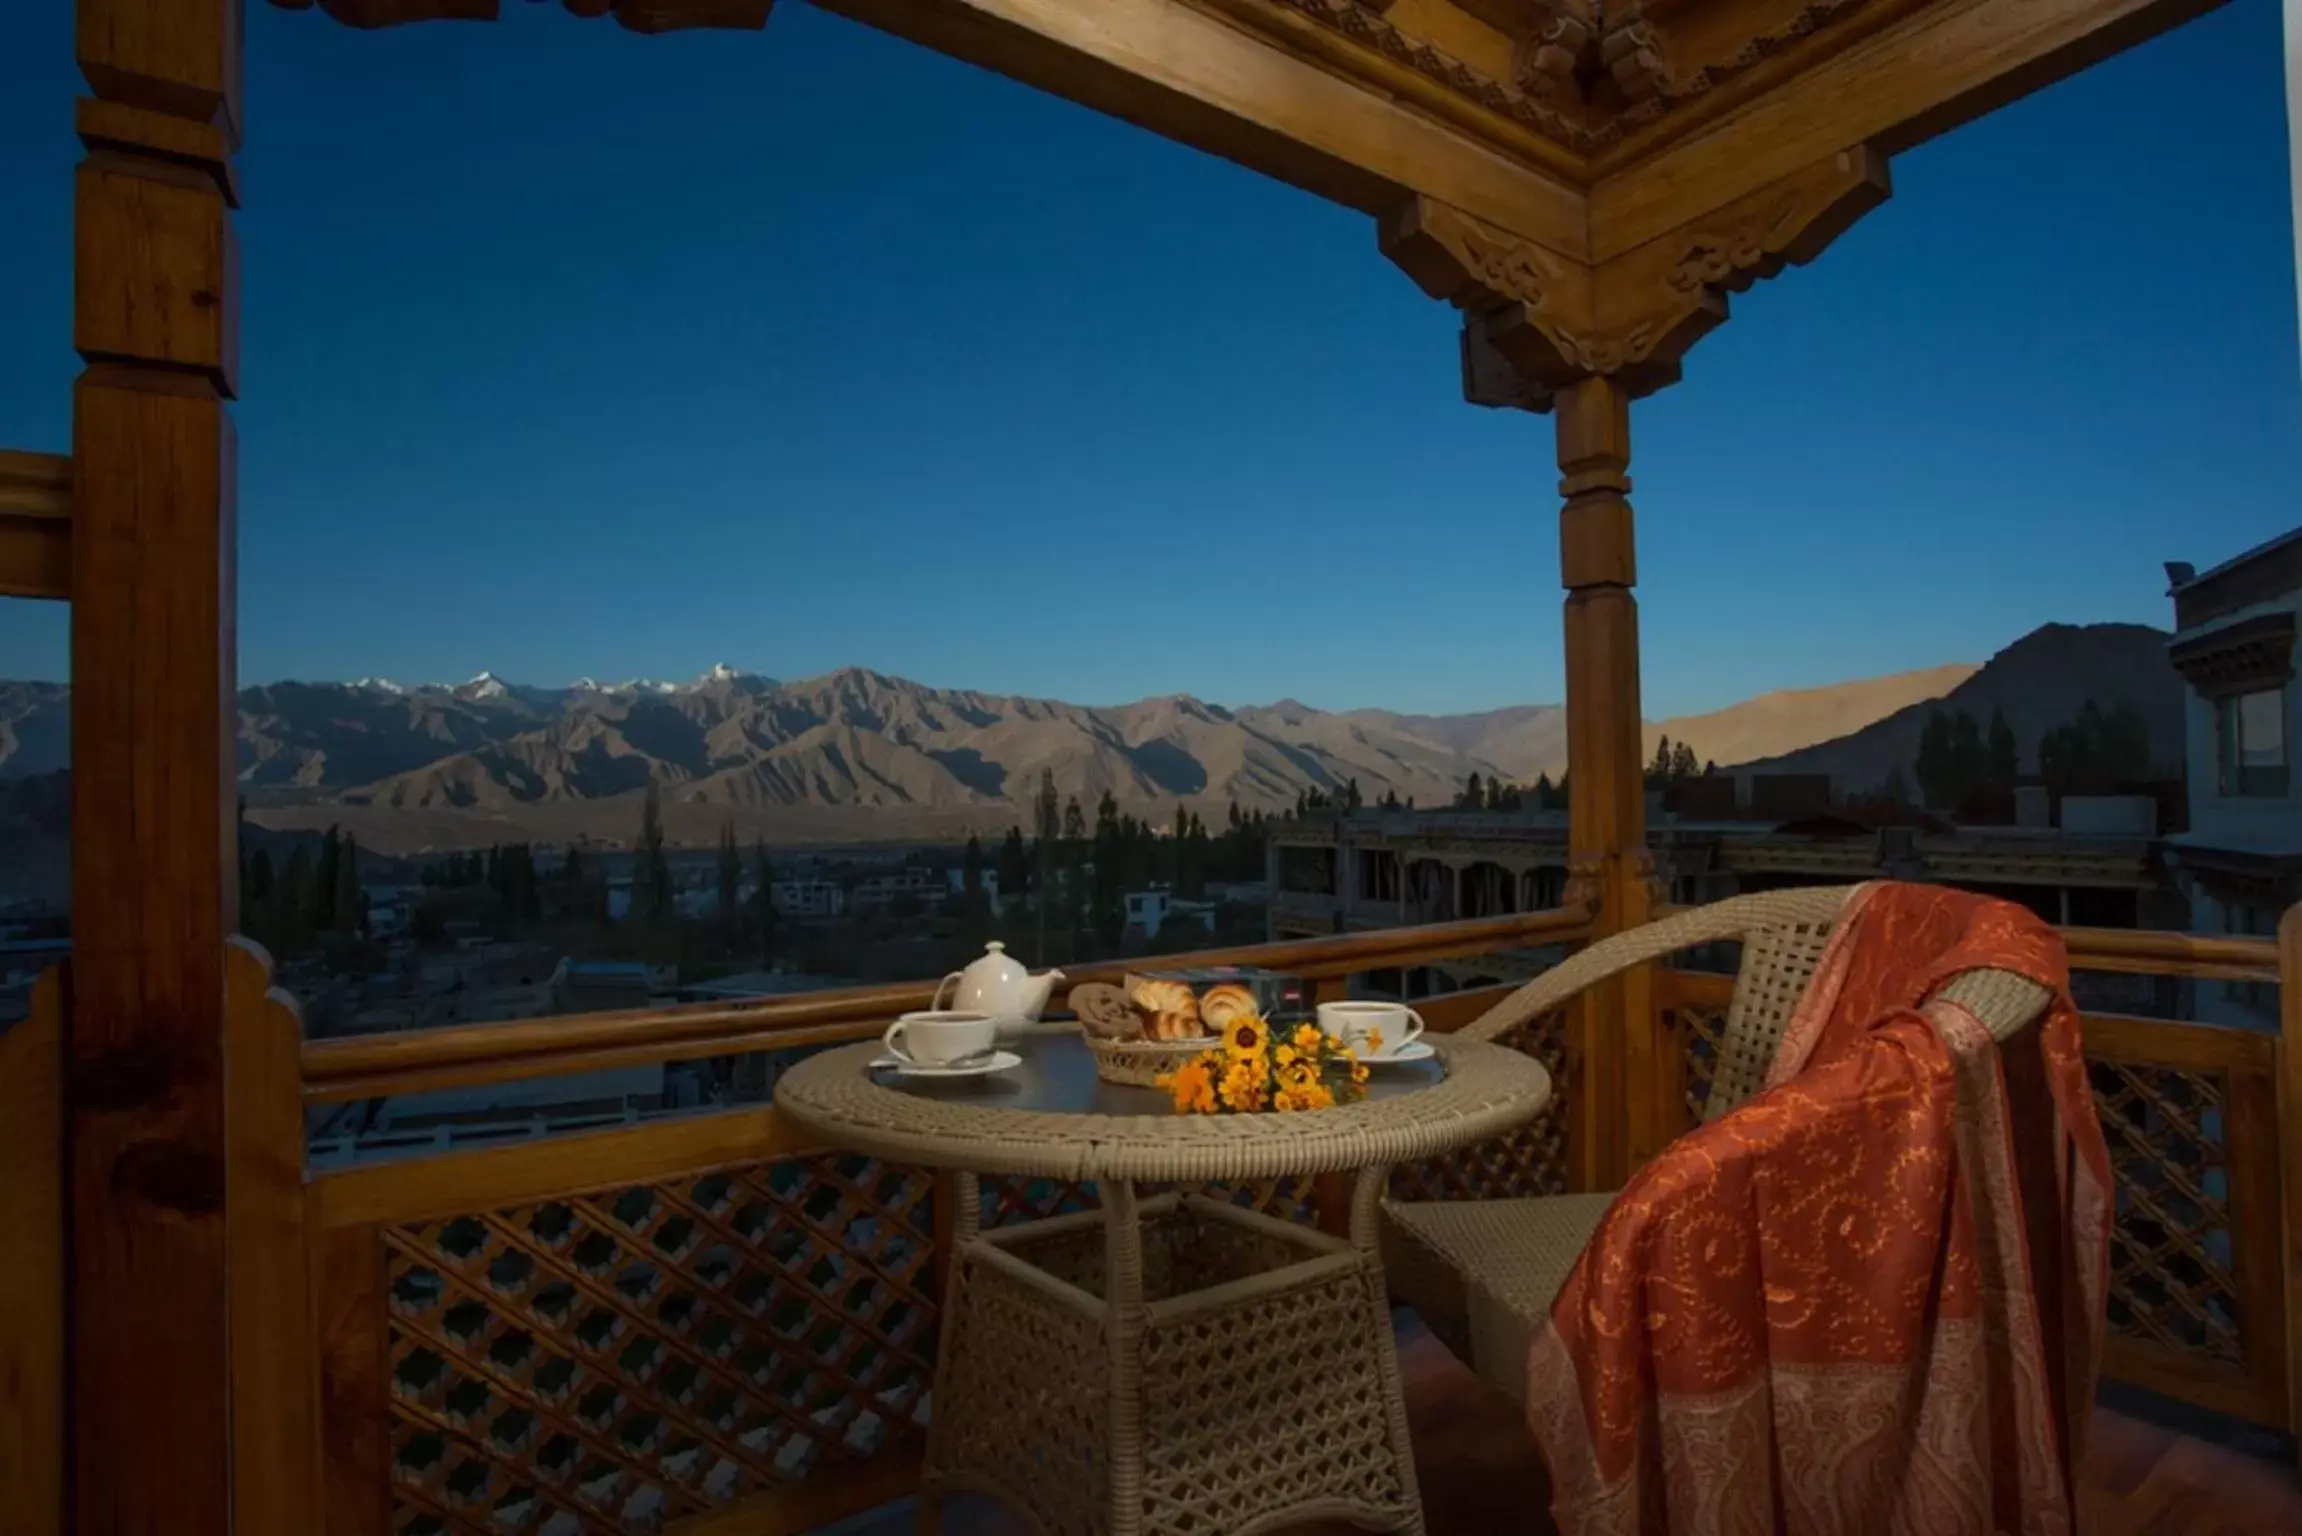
1361, 1027, 1383, 1054
1350, 1062, 1370, 1085
1224, 1012, 1270, 1059
1220, 1070, 1267, 1113
1292, 1024, 1324, 1054
1273, 1042, 1300, 1068
1278, 1058, 1319, 1093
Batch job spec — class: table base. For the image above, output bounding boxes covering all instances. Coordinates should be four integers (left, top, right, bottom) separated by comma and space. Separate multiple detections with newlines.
922, 1185, 1425, 1536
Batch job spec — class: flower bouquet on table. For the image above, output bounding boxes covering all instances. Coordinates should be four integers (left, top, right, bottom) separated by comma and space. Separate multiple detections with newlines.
1157, 1013, 1372, 1115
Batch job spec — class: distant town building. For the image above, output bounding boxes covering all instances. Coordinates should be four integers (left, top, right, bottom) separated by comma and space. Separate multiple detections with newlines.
769, 879, 845, 919
2161, 528, 2302, 1027
851, 867, 938, 908
1125, 888, 1215, 937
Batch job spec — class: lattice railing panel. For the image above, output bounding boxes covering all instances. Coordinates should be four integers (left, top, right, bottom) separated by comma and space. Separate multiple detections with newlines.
1388, 1007, 1569, 1201
1668, 995, 1729, 1127
2087, 1058, 2241, 1366
382, 1153, 938, 1535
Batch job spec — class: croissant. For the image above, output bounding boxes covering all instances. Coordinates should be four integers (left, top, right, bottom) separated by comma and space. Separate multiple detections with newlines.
1153, 1008, 1205, 1042
1198, 984, 1257, 1032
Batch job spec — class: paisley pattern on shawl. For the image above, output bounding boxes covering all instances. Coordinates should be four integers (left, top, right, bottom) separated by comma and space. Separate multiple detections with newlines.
1523, 882, 2113, 1536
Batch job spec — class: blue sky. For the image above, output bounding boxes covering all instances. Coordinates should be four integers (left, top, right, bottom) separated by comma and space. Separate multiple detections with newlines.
0, 1, 2295, 718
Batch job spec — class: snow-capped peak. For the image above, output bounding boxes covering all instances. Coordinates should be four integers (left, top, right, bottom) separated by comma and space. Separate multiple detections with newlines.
699, 663, 747, 683
352, 676, 407, 694
571, 676, 604, 692
463, 671, 511, 699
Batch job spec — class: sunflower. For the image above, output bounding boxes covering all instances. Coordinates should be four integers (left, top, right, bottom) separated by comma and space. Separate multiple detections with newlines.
1223, 1012, 1270, 1059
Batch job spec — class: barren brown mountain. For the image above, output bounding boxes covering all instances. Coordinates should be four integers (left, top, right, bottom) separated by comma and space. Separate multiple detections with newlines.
1730, 623, 2184, 795
1642, 664, 1981, 775
0, 626, 2165, 859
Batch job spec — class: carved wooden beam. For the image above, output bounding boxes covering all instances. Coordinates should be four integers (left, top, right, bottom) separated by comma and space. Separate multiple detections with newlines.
274, 0, 773, 31
1386, 144, 1889, 410
0, 451, 71, 601
1588, 0, 2220, 260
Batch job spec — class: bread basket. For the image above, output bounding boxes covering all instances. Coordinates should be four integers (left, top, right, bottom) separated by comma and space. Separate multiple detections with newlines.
1084, 1032, 1216, 1088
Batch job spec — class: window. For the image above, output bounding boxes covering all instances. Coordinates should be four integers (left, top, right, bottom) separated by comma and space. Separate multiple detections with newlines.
2215, 688, 2289, 796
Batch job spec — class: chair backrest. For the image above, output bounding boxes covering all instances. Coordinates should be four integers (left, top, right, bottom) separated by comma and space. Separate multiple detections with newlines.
1462, 886, 1863, 1057
1703, 909, 1846, 1119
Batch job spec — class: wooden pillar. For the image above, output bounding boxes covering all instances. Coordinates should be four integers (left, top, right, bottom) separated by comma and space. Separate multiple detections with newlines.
69, 2, 242, 1530
1554, 375, 1661, 1188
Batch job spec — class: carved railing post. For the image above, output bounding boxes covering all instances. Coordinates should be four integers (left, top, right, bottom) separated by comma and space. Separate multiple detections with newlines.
1380, 148, 1890, 1184
69, 1, 242, 1528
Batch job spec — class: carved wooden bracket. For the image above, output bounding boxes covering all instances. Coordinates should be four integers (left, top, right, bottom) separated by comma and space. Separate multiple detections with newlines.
1384, 144, 1890, 412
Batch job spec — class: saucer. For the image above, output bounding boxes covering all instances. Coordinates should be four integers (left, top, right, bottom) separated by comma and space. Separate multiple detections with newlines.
1361, 1040, 1435, 1065
870, 1049, 1022, 1079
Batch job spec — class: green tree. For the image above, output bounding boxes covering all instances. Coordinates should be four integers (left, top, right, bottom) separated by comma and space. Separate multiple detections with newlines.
634, 785, 671, 925
997, 826, 1029, 912
1914, 709, 1954, 809
1345, 777, 1363, 811
1648, 735, 1674, 787
1986, 708, 2020, 786
962, 833, 987, 909
1460, 771, 1484, 810
334, 832, 364, 934
277, 845, 315, 953
716, 820, 743, 943
314, 828, 342, 932
750, 839, 778, 966
1669, 740, 1699, 781
558, 846, 588, 921
1092, 790, 1124, 952
1948, 711, 1985, 802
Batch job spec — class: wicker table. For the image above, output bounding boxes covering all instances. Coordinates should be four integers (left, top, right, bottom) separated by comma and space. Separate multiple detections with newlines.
775, 1027, 1553, 1536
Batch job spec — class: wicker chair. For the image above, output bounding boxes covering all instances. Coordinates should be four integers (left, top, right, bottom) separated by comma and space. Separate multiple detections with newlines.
1380, 884, 2055, 1403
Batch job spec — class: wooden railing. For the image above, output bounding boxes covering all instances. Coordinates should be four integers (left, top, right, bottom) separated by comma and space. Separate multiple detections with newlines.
14, 899, 2300, 1535
258, 907, 1598, 1534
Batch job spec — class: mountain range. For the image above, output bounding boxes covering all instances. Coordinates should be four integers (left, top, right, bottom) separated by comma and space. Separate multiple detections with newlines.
0, 622, 2184, 858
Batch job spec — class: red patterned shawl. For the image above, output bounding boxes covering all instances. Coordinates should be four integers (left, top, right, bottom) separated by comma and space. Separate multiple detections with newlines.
1523, 882, 2113, 1536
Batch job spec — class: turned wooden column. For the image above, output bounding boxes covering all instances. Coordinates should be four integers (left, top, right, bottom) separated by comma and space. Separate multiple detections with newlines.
1553, 375, 1663, 1187
69, 1, 242, 1530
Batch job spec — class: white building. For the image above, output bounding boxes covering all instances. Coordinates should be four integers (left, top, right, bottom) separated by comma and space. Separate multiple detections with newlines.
851, 867, 938, 908
770, 879, 845, 918
2159, 528, 2302, 1027
1125, 888, 1216, 937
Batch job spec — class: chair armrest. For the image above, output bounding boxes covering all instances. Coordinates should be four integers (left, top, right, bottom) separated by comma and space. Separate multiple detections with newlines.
1933, 968, 2052, 1043
1458, 885, 1862, 1043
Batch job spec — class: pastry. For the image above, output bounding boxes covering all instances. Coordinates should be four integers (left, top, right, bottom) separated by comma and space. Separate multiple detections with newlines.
1071, 983, 1141, 1040
1198, 983, 1257, 1031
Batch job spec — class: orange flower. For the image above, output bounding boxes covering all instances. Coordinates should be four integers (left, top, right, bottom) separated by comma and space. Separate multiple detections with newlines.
1159, 1058, 1217, 1115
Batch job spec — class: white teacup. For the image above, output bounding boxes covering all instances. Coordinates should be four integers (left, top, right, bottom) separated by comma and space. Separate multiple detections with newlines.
1317, 1000, 1425, 1059
883, 1010, 996, 1066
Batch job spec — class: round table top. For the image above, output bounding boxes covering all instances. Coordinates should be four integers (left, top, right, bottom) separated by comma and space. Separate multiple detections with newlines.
773, 1026, 1553, 1182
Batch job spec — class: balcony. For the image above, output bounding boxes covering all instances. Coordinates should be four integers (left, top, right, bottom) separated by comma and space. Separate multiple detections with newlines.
10, 903, 2298, 1532
13, 0, 2290, 1528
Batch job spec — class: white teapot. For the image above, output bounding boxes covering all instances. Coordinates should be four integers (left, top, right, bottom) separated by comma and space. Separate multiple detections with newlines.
932, 941, 1063, 1022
